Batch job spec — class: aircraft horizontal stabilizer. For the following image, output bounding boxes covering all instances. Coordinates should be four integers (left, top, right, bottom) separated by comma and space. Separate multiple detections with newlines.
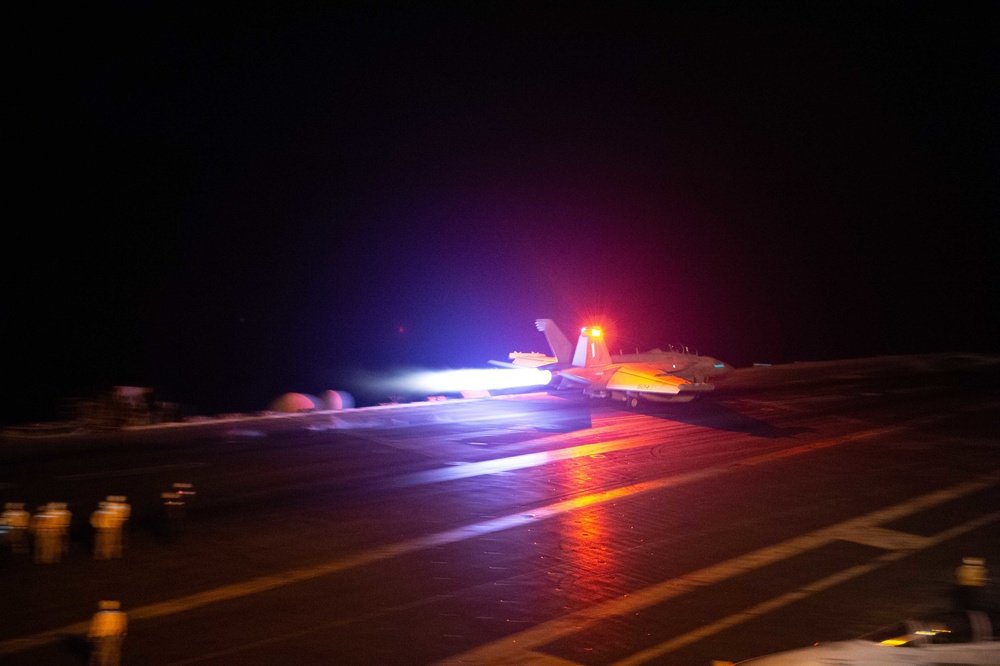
508, 351, 559, 368
555, 372, 592, 387
487, 360, 522, 369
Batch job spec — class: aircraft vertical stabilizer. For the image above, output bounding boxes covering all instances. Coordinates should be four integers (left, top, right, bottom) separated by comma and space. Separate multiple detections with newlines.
572, 326, 612, 368
534, 319, 573, 365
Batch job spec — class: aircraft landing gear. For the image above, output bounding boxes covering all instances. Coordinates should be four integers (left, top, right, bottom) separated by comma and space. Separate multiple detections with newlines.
626, 394, 641, 410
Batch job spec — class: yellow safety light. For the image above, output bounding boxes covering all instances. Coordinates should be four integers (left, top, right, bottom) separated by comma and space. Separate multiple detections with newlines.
879, 636, 912, 646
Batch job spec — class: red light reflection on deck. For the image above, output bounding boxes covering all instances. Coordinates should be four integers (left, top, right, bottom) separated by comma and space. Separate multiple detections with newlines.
552, 458, 620, 607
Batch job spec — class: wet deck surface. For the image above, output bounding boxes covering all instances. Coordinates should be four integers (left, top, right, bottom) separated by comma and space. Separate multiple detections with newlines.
2, 353, 999, 665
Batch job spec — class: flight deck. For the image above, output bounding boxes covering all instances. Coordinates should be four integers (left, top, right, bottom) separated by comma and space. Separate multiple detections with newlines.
2, 354, 998, 665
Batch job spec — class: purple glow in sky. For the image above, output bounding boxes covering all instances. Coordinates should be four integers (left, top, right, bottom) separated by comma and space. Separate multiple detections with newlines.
5, 3, 997, 420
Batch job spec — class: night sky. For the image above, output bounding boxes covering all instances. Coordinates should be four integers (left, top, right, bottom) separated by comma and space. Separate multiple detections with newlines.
5, 3, 998, 421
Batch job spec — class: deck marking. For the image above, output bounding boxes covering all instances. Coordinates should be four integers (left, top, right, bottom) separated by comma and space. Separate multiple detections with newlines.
397, 425, 900, 487
610, 509, 1000, 666
437, 471, 1000, 665
825, 525, 931, 550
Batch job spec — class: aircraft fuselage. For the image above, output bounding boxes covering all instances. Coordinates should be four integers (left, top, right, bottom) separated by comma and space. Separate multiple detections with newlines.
532, 321, 732, 407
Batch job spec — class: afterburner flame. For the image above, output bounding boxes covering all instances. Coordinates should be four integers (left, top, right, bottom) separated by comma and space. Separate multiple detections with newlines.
403, 368, 552, 394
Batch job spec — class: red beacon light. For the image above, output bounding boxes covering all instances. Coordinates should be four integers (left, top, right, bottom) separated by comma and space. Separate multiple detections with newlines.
581, 326, 603, 337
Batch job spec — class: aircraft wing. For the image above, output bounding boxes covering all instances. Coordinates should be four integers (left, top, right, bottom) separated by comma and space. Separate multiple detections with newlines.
613, 352, 733, 382
605, 363, 715, 401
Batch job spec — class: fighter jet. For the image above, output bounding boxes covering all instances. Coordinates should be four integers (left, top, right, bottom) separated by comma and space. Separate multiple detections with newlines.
495, 319, 732, 408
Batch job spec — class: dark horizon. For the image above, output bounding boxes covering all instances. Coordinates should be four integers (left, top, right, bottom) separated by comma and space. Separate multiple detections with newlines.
5, 3, 997, 423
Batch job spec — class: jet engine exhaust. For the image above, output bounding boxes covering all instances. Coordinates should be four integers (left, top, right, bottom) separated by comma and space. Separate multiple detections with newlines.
402, 368, 552, 394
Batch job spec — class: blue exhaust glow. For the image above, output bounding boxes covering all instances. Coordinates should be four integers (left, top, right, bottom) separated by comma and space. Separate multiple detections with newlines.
404, 368, 552, 394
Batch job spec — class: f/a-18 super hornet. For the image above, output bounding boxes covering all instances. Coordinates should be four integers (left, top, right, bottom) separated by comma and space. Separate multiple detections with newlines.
495, 319, 732, 408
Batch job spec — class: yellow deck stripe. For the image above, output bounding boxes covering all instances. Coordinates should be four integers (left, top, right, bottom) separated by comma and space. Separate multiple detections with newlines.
438, 471, 1000, 664
611, 510, 1000, 665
